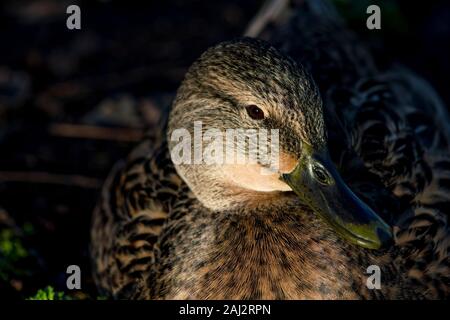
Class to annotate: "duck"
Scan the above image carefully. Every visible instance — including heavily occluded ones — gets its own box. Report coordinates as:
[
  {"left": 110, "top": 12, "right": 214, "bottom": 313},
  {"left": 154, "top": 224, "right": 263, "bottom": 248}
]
[{"left": 90, "top": 0, "right": 450, "bottom": 299}]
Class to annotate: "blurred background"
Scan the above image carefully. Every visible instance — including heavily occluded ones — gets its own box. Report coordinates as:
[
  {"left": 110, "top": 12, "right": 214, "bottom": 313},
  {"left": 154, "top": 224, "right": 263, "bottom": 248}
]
[{"left": 0, "top": 0, "right": 449, "bottom": 299}]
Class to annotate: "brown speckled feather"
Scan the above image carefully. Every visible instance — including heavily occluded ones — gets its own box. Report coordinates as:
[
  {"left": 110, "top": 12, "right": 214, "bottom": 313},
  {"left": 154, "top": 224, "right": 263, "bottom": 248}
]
[
  {"left": 91, "top": 0, "right": 449, "bottom": 299},
  {"left": 251, "top": 0, "right": 450, "bottom": 298}
]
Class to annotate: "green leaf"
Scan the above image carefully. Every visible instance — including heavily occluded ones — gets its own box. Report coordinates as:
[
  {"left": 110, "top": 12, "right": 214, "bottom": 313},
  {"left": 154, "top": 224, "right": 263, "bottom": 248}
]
[{"left": 27, "top": 286, "right": 71, "bottom": 300}]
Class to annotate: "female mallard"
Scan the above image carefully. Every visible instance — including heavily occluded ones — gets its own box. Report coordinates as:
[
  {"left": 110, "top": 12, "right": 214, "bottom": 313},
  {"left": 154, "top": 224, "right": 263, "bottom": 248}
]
[{"left": 91, "top": 0, "right": 449, "bottom": 299}]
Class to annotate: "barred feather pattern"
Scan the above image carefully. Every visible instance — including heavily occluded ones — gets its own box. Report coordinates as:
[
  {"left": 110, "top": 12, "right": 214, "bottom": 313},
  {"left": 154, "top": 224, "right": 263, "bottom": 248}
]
[
  {"left": 91, "top": 135, "right": 196, "bottom": 299},
  {"left": 257, "top": 0, "right": 450, "bottom": 298},
  {"left": 91, "top": 0, "right": 450, "bottom": 299}
]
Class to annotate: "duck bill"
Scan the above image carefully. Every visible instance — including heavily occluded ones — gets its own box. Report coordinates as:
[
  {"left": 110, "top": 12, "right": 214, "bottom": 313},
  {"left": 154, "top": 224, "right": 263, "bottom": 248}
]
[{"left": 281, "top": 151, "right": 392, "bottom": 249}]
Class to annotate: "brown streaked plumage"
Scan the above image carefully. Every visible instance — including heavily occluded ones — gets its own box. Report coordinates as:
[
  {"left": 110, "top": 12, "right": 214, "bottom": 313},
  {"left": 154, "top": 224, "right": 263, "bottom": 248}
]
[{"left": 91, "top": 0, "right": 449, "bottom": 299}]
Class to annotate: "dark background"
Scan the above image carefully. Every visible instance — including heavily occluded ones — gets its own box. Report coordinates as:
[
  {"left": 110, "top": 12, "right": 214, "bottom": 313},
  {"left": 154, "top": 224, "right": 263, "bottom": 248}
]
[{"left": 0, "top": 0, "right": 449, "bottom": 299}]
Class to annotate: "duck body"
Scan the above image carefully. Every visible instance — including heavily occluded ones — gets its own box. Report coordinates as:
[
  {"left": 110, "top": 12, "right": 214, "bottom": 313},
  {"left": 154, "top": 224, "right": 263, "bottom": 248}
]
[
  {"left": 91, "top": 0, "right": 449, "bottom": 299},
  {"left": 92, "top": 139, "right": 390, "bottom": 299}
]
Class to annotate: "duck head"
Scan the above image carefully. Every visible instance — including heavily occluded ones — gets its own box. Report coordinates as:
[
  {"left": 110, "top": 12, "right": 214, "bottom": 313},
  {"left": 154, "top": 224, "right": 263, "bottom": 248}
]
[{"left": 168, "top": 38, "right": 392, "bottom": 249}]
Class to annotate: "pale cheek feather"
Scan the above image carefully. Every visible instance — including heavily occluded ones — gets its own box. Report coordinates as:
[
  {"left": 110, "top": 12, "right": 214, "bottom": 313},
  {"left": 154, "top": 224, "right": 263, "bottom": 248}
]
[{"left": 222, "top": 152, "right": 298, "bottom": 192}]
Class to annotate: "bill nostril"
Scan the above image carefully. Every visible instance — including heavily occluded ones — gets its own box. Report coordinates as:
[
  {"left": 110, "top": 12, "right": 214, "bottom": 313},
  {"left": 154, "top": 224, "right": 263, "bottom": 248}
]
[{"left": 311, "top": 163, "right": 332, "bottom": 185}]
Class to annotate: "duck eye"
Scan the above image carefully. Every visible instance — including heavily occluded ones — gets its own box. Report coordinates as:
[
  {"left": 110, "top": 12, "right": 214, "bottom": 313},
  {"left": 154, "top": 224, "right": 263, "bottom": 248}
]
[
  {"left": 311, "top": 163, "right": 332, "bottom": 186},
  {"left": 245, "top": 105, "right": 265, "bottom": 120}
]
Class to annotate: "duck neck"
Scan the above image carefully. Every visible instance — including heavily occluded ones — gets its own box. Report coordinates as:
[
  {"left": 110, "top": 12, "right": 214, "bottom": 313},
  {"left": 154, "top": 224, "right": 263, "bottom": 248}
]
[{"left": 202, "top": 198, "right": 376, "bottom": 299}]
